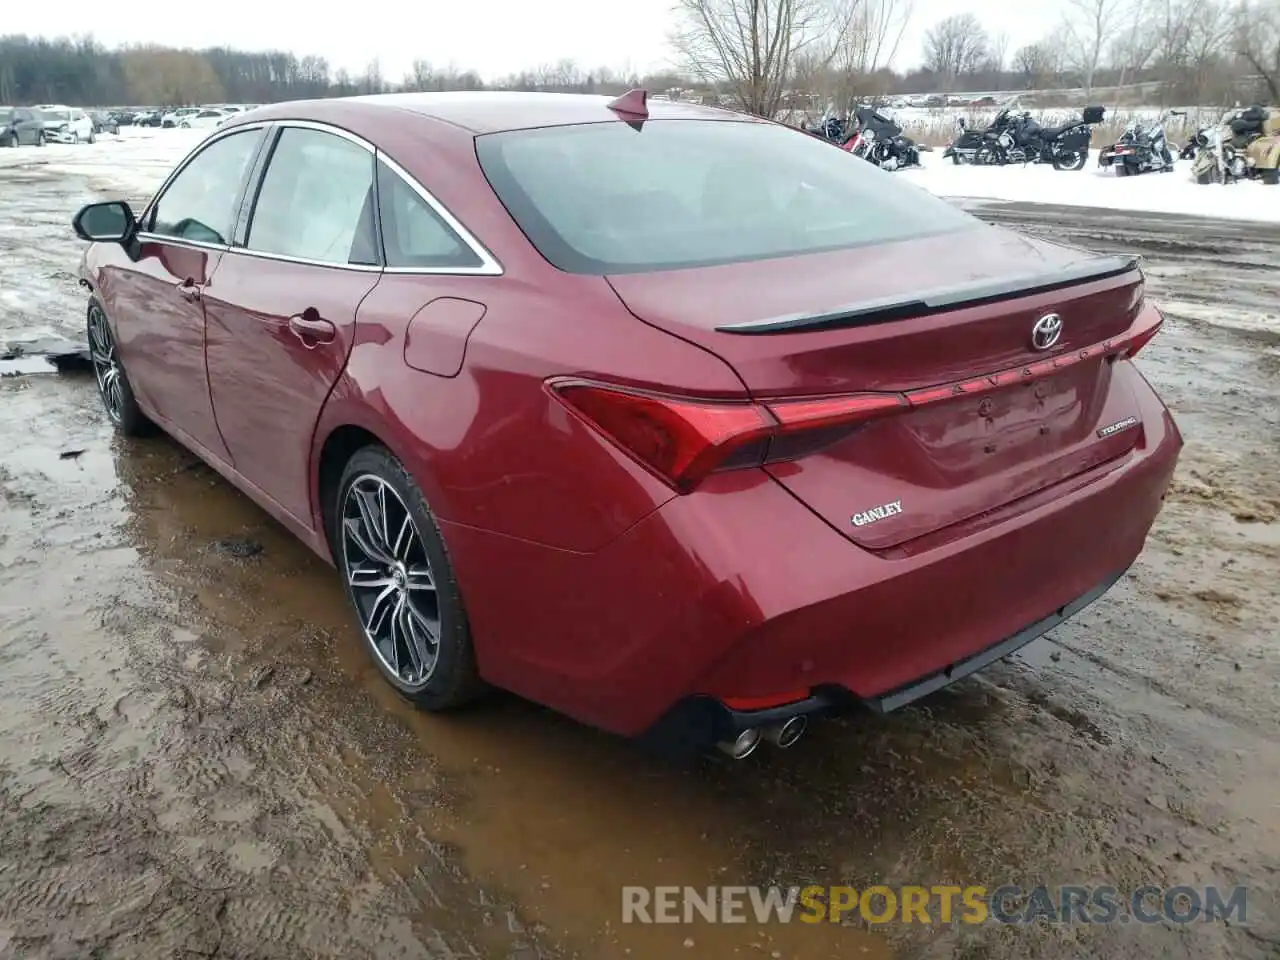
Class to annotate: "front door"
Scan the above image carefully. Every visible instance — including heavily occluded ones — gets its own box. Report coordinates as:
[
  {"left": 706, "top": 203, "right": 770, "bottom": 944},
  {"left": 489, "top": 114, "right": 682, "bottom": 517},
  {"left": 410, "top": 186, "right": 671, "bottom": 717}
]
[
  {"left": 205, "top": 125, "right": 382, "bottom": 528},
  {"left": 109, "top": 127, "right": 265, "bottom": 462}
]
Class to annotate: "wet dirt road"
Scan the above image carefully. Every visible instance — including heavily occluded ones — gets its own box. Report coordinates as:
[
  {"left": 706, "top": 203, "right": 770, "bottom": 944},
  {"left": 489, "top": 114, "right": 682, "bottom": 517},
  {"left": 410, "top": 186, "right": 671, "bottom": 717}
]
[{"left": 0, "top": 157, "right": 1277, "bottom": 960}]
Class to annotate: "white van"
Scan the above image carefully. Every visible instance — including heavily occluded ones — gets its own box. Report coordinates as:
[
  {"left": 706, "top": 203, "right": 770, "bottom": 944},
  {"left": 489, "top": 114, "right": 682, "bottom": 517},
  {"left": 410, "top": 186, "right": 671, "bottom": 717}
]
[{"left": 37, "top": 105, "right": 95, "bottom": 143}]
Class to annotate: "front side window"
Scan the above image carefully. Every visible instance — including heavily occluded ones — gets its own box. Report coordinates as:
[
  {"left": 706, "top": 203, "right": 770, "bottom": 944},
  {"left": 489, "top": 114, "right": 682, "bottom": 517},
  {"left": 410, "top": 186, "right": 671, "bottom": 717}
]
[
  {"left": 476, "top": 119, "right": 979, "bottom": 275},
  {"left": 246, "top": 127, "right": 376, "bottom": 265},
  {"left": 376, "top": 160, "right": 481, "bottom": 269},
  {"left": 148, "top": 130, "right": 261, "bottom": 245}
]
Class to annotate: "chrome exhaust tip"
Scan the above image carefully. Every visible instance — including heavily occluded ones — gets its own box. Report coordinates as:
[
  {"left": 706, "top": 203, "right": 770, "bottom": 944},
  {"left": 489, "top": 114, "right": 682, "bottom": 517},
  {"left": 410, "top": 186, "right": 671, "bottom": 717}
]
[
  {"left": 716, "top": 727, "right": 763, "bottom": 760},
  {"left": 764, "top": 716, "right": 808, "bottom": 749}
]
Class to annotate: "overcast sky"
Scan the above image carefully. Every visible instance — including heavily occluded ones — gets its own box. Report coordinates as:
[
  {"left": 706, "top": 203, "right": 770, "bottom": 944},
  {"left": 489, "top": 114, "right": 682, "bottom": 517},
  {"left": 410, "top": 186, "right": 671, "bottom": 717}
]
[{"left": 11, "top": 0, "right": 1061, "bottom": 82}]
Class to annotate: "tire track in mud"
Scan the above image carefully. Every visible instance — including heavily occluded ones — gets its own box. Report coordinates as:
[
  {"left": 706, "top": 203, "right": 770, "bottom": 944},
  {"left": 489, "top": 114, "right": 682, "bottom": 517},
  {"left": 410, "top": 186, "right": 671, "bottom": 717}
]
[{"left": 0, "top": 408, "right": 556, "bottom": 959}]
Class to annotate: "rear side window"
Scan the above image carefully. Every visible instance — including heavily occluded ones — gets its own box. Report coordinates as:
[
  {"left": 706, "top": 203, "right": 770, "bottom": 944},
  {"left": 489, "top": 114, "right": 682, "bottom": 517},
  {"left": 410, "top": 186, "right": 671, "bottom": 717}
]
[
  {"left": 376, "top": 160, "right": 481, "bottom": 269},
  {"left": 476, "top": 119, "right": 978, "bottom": 274},
  {"left": 246, "top": 127, "right": 377, "bottom": 266}
]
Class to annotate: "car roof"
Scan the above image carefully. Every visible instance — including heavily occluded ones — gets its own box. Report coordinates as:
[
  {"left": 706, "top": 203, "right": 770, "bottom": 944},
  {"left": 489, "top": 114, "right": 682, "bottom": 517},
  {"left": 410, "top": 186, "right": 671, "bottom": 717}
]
[{"left": 247, "top": 91, "right": 756, "bottom": 135}]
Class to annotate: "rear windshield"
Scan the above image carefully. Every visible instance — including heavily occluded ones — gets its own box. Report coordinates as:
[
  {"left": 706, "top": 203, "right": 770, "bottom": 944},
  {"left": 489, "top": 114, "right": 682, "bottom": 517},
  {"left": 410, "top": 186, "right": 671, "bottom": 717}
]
[{"left": 475, "top": 119, "right": 977, "bottom": 275}]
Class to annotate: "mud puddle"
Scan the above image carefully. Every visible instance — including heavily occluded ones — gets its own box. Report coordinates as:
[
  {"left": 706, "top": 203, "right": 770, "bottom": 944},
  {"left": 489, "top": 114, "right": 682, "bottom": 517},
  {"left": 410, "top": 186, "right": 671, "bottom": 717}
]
[{"left": 0, "top": 162, "right": 1277, "bottom": 960}]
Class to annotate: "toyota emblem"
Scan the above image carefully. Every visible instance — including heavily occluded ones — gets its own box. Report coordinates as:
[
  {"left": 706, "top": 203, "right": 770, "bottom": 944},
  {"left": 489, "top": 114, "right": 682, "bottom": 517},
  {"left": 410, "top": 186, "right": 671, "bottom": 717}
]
[{"left": 1030, "top": 313, "right": 1063, "bottom": 351}]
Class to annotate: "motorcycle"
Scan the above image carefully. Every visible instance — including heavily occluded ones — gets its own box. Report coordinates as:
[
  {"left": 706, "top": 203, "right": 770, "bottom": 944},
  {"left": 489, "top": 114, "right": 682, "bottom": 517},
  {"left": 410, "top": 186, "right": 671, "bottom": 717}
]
[
  {"left": 1190, "top": 105, "right": 1280, "bottom": 185},
  {"left": 944, "top": 102, "right": 1105, "bottom": 171},
  {"left": 805, "top": 116, "right": 848, "bottom": 144},
  {"left": 1098, "top": 110, "right": 1182, "bottom": 176},
  {"left": 843, "top": 106, "right": 920, "bottom": 171}
]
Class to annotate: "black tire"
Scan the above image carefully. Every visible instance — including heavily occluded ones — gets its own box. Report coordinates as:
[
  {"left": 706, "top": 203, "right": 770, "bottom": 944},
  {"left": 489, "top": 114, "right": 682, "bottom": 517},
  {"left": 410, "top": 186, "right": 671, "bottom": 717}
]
[
  {"left": 2, "top": 132, "right": 15, "bottom": 148},
  {"left": 35, "top": 131, "right": 45, "bottom": 147},
  {"left": 334, "top": 445, "right": 484, "bottom": 711},
  {"left": 1053, "top": 150, "right": 1088, "bottom": 171},
  {"left": 87, "top": 299, "right": 151, "bottom": 436},
  {"left": 87, "top": 130, "right": 95, "bottom": 144},
  {"left": 1262, "top": 169, "right": 1279, "bottom": 185}
]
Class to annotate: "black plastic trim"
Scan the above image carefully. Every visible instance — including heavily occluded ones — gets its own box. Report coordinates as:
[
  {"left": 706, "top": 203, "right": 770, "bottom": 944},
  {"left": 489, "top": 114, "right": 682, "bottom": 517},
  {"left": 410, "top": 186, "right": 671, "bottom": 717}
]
[{"left": 715, "top": 255, "right": 1142, "bottom": 334}]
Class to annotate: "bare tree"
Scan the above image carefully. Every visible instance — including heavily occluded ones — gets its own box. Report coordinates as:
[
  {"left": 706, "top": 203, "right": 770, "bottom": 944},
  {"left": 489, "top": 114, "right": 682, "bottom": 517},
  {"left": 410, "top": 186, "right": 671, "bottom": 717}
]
[
  {"left": 1235, "top": 0, "right": 1280, "bottom": 99},
  {"left": 1013, "top": 39, "right": 1065, "bottom": 87},
  {"left": 1109, "top": 0, "right": 1160, "bottom": 90},
  {"left": 672, "top": 0, "right": 856, "bottom": 117},
  {"left": 923, "top": 13, "right": 989, "bottom": 86},
  {"left": 824, "top": 0, "right": 915, "bottom": 107},
  {"left": 1061, "top": 0, "right": 1130, "bottom": 94},
  {"left": 988, "top": 32, "right": 1010, "bottom": 73},
  {"left": 405, "top": 59, "right": 434, "bottom": 92},
  {"left": 120, "top": 46, "right": 224, "bottom": 105},
  {"left": 359, "top": 59, "right": 385, "bottom": 95}
]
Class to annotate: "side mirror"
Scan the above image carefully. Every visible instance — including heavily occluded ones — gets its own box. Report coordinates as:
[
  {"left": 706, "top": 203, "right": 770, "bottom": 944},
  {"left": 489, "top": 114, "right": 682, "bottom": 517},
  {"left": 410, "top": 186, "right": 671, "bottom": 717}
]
[{"left": 72, "top": 200, "right": 136, "bottom": 243}]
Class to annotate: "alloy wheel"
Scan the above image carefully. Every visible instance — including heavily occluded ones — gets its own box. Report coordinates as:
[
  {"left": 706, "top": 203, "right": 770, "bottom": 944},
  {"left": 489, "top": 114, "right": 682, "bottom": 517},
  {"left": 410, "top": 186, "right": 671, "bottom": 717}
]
[
  {"left": 88, "top": 304, "right": 125, "bottom": 423},
  {"left": 341, "top": 474, "right": 441, "bottom": 689}
]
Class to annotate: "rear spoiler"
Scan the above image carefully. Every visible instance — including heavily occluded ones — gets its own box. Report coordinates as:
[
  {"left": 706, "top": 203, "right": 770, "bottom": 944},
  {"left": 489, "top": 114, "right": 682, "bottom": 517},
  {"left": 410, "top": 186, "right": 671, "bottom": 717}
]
[{"left": 715, "top": 255, "right": 1142, "bottom": 335}]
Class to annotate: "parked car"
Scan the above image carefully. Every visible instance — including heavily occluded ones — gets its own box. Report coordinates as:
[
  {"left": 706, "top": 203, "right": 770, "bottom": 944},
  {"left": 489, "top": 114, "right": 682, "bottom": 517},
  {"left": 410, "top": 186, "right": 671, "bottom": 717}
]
[
  {"left": 1, "top": 106, "right": 47, "bottom": 146},
  {"left": 134, "top": 110, "right": 164, "bottom": 127},
  {"left": 37, "top": 106, "right": 95, "bottom": 143},
  {"left": 177, "top": 109, "right": 230, "bottom": 130},
  {"left": 69, "top": 92, "right": 1182, "bottom": 759},
  {"left": 162, "top": 107, "right": 201, "bottom": 128},
  {"left": 90, "top": 111, "right": 120, "bottom": 136}
]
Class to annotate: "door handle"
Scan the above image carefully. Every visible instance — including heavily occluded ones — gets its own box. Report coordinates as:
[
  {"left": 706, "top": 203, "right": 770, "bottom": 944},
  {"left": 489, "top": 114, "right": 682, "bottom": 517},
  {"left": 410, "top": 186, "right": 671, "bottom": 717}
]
[
  {"left": 288, "top": 311, "right": 336, "bottom": 347},
  {"left": 176, "top": 279, "right": 202, "bottom": 302}
]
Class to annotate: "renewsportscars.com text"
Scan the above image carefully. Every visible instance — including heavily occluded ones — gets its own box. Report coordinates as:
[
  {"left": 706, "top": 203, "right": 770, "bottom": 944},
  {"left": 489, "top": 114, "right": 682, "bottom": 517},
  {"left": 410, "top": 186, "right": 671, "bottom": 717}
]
[{"left": 621, "top": 884, "right": 1250, "bottom": 926}]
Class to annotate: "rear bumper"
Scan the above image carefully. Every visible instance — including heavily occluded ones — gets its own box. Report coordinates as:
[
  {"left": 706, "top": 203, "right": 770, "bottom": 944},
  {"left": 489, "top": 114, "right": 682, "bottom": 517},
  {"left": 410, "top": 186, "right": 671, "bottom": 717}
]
[
  {"left": 642, "top": 566, "right": 1126, "bottom": 754},
  {"left": 443, "top": 361, "right": 1181, "bottom": 741}
]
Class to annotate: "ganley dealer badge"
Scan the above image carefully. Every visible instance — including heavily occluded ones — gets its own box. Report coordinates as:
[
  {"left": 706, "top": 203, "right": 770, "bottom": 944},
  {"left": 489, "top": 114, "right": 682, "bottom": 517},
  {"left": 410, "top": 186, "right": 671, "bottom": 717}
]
[{"left": 851, "top": 499, "right": 903, "bottom": 527}]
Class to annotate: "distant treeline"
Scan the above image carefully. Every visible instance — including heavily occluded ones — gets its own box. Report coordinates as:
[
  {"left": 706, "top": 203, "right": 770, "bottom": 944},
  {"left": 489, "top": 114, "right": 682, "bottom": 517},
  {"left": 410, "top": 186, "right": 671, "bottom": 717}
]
[{"left": 0, "top": 35, "right": 686, "bottom": 107}]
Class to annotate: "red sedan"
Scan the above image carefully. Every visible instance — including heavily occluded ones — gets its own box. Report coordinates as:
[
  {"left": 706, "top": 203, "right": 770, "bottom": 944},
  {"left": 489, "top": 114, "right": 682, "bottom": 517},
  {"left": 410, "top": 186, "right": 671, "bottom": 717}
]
[{"left": 72, "top": 91, "right": 1181, "bottom": 759}]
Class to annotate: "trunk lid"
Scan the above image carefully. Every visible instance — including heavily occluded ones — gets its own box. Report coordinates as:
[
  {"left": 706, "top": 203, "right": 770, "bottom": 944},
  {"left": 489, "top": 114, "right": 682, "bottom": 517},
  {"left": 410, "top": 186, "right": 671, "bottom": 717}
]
[{"left": 606, "top": 225, "right": 1148, "bottom": 550}]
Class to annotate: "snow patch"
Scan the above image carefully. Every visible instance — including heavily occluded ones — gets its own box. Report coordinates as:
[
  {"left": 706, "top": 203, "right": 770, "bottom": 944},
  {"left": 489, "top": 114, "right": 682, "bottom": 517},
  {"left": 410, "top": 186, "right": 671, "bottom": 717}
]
[{"left": 903, "top": 150, "right": 1280, "bottom": 223}]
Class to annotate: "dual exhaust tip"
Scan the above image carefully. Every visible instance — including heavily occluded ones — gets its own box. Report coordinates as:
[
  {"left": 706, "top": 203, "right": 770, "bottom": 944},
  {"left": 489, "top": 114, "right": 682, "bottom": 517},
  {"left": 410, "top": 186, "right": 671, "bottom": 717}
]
[{"left": 716, "top": 716, "right": 807, "bottom": 759}]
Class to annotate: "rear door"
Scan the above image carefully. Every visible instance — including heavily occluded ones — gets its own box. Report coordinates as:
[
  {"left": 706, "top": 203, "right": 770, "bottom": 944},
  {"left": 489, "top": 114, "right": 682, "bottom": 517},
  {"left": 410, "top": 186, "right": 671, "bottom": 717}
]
[{"left": 204, "top": 123, "right": 382, "bottom": 529}]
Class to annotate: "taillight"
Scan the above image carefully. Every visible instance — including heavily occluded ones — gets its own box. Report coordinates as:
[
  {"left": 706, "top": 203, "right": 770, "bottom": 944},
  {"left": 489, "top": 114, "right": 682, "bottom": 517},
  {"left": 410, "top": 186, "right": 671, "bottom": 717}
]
[
  {"left": 1122, "top": 304, "right": 1164, "bottom": 358},
  {"left": 548, "top": 379, "right": 905, "bottom": 493}
]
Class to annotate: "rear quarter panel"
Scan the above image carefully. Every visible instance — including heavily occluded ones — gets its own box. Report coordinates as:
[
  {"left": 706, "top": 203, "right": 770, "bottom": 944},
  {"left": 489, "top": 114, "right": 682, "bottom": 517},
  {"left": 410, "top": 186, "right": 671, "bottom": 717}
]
[{"left": 316, "top": 268, "right": 748, "bottom": 554}]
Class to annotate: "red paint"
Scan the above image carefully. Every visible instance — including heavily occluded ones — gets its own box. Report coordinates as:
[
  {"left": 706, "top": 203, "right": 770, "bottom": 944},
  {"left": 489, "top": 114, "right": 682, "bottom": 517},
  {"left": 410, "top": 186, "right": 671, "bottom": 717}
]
[
  {"left": 79, "top": 94, "right": 1182, "bottom": 740},
  {"left": 403, "top": 297, "right": 487, "bottom": 377}
]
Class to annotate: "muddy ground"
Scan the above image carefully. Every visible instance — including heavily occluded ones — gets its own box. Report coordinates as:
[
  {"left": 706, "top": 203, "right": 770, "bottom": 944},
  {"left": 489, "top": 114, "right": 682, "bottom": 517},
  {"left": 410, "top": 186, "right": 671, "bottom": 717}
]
[{"left": 0, "top": 153, "right": 1277, "bottom": 960}]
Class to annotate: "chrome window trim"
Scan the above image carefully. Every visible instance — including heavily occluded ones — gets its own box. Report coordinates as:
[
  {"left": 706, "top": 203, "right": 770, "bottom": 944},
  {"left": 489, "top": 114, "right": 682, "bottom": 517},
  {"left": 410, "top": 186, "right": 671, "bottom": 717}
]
[
  {"left": 135, "top": 122, "right": 269, "bottom": 232},
  {"left": 137, "top": 117, "right": 505, "bottom": 278},
  {"left": 134, "top": 232, "right": 228, "bottom": 253},
  {"left": 376, "top": 153, "right": 504, "bottom": 277},
  {"left": 224, "top": 247, "right": 384, "bottom": 272},
  {"left": 262, "top": 119, "right": 504, "bottom": 276}
]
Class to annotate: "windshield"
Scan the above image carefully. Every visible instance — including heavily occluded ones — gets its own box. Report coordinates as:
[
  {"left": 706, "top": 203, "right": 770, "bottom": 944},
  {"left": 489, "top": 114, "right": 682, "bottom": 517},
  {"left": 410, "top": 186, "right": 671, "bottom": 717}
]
[
  {"left": 476, "top": 119, "right": 977, "bottom": 275},
  {"left": 41, "top": 109, "right": 70, "bottom": 122}
]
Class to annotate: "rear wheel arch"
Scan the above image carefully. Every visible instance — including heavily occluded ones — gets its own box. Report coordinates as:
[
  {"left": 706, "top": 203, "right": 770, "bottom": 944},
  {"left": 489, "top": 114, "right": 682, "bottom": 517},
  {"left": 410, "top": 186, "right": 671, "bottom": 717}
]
[{"left": 317, "top": 424, "right": 385, "bottom": 560}]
